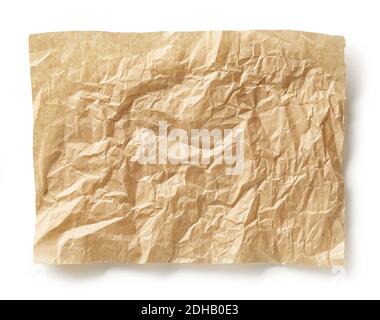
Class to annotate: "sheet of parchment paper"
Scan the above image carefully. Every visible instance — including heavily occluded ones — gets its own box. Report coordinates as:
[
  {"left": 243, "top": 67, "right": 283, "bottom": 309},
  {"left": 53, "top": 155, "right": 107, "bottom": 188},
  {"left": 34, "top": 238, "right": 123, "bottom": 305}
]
[{"left": 29, "top": 31, "right": 346, "bottom": 266}]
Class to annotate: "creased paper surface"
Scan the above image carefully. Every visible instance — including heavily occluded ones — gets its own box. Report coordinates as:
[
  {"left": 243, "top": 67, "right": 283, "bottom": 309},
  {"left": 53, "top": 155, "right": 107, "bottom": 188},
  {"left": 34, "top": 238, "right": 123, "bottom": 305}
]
[{"left": 29, "top": 31, "right": 345, "bottom": 266}]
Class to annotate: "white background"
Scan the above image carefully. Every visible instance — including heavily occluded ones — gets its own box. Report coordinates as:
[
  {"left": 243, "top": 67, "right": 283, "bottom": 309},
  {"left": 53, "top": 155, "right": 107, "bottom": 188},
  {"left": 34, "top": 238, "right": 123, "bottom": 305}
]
[{"left": 0, "top": 0, "right": 378, "bottom": 300}]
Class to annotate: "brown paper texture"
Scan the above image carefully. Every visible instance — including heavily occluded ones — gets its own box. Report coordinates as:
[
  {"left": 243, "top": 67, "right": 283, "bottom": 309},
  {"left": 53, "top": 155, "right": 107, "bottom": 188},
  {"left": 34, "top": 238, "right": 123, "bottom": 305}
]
[{"left": 29, "top": 31, "right": 345, "bottom": 266}]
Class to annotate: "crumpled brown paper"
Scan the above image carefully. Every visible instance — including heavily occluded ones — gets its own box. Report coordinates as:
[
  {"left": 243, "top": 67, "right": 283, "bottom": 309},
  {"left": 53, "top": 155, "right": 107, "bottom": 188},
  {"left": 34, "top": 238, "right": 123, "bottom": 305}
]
[{"left": 29, "top": 31, "right": 345, "bottom": 266}]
